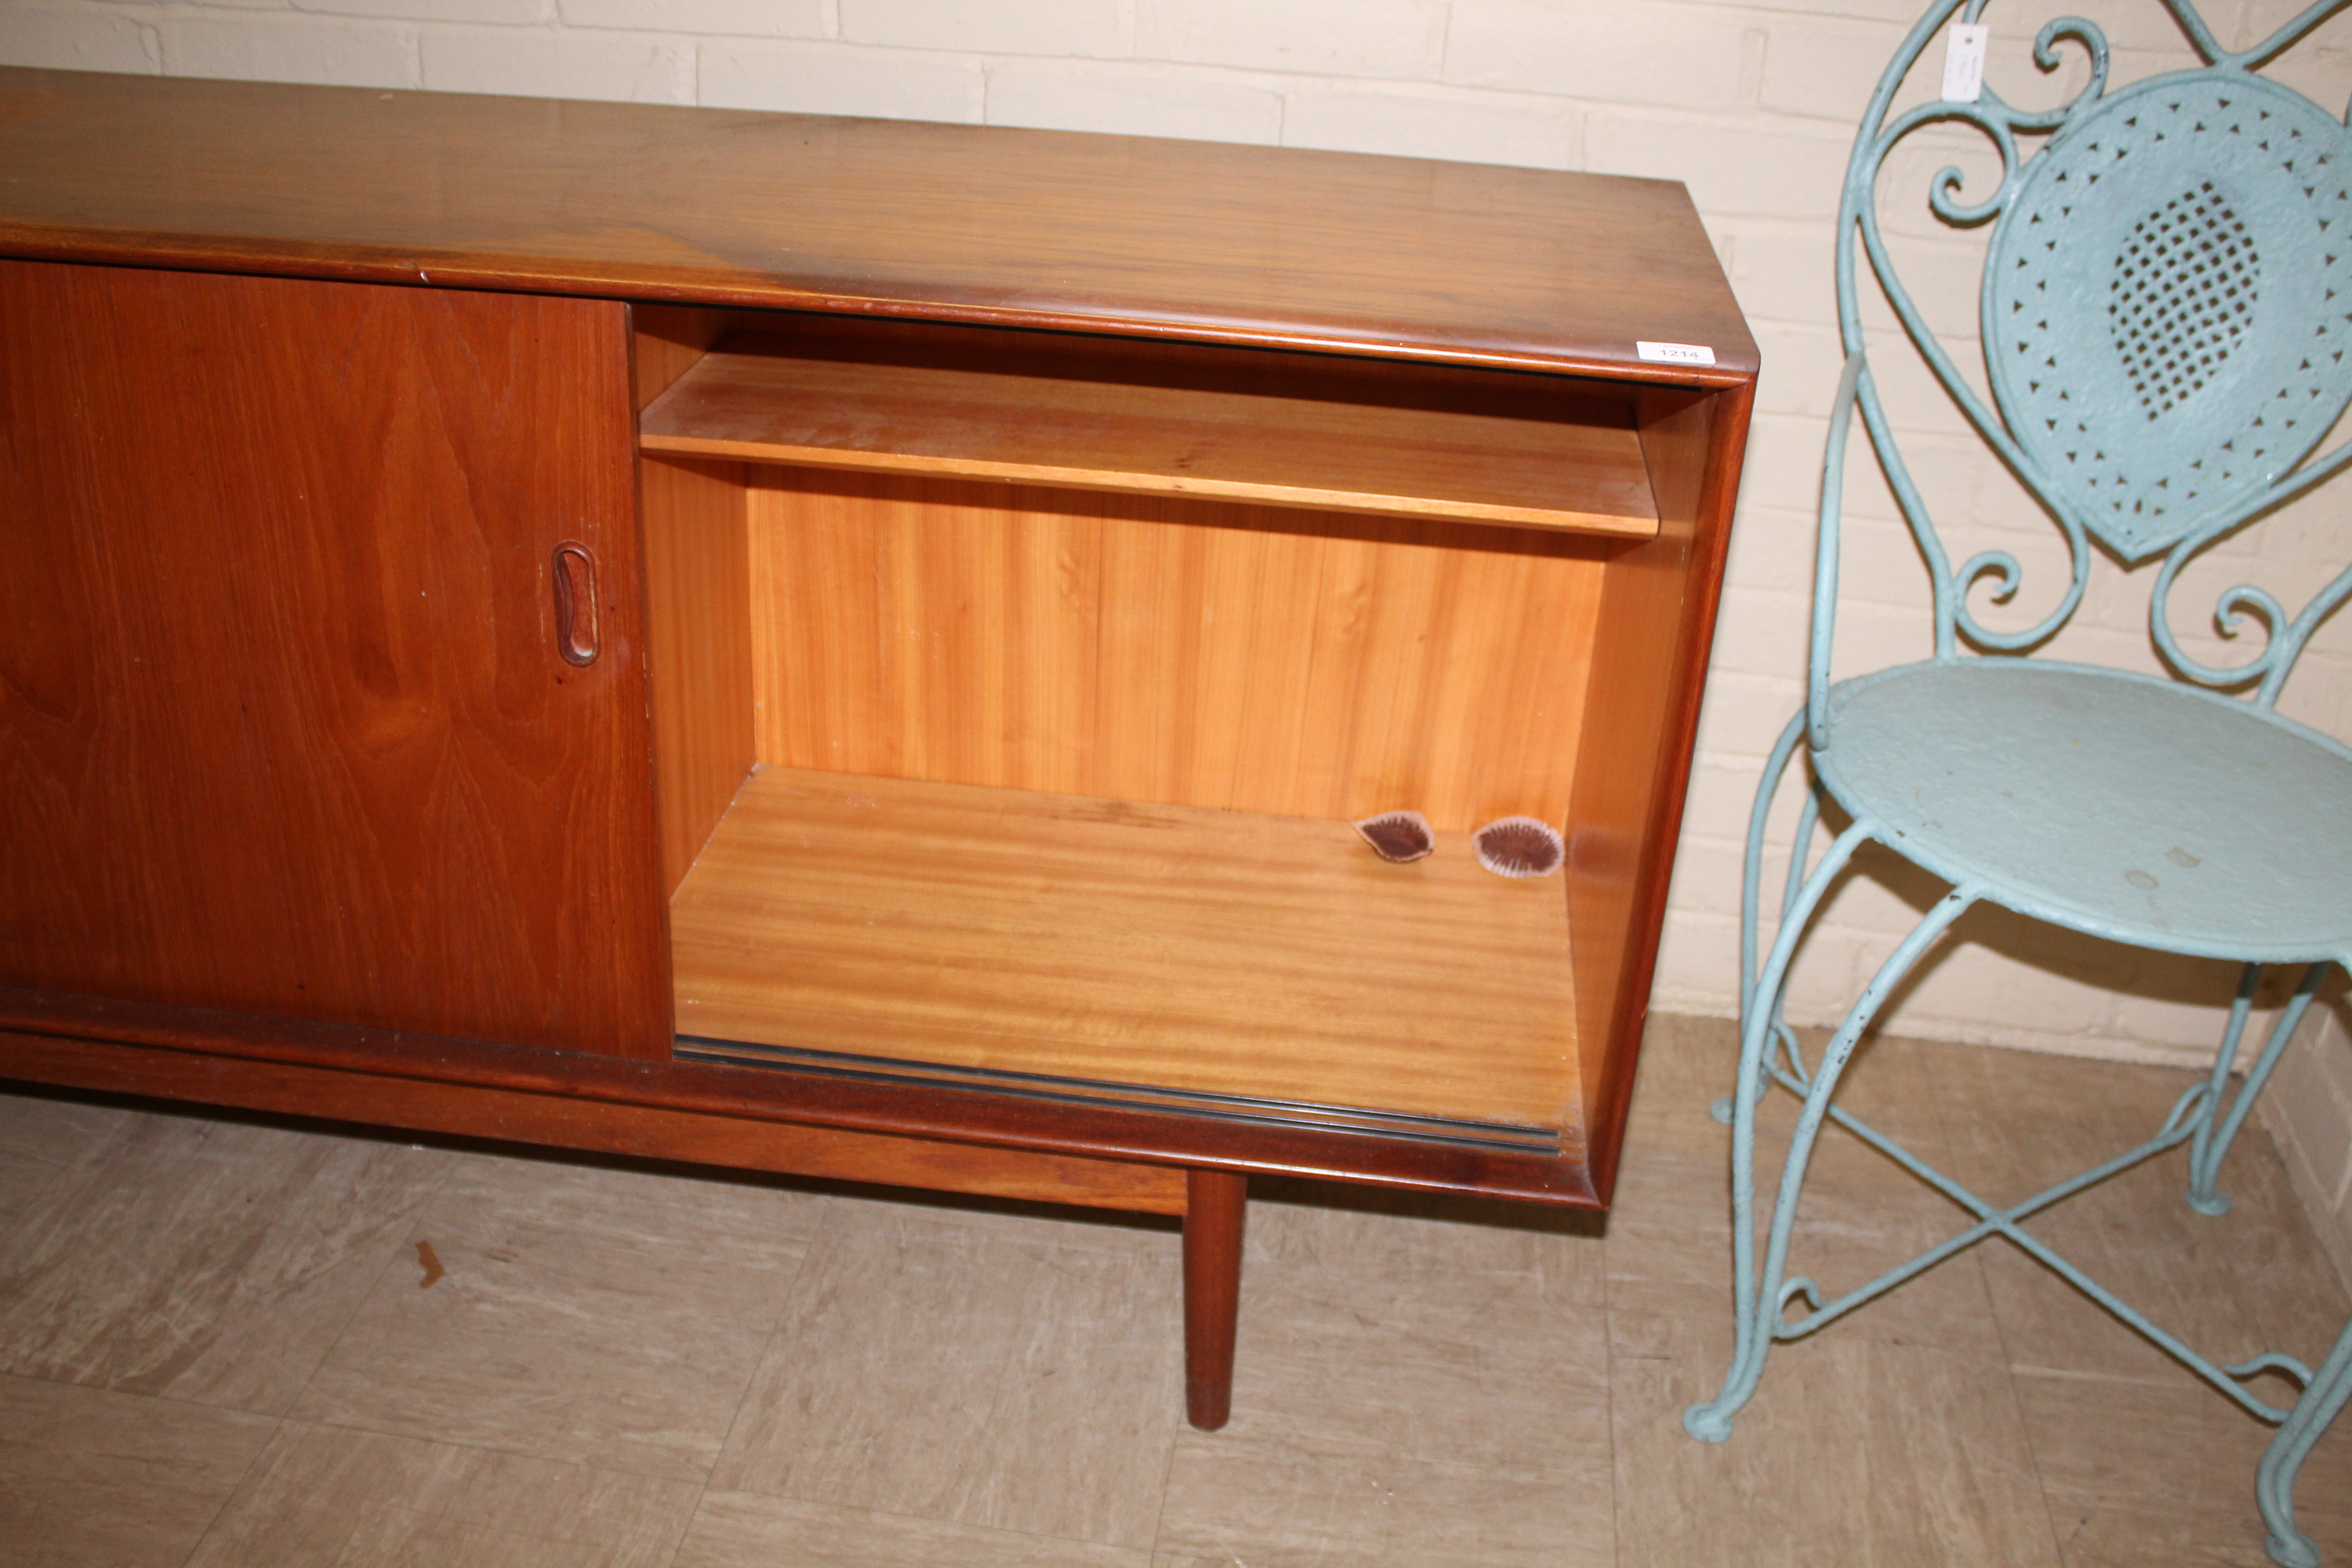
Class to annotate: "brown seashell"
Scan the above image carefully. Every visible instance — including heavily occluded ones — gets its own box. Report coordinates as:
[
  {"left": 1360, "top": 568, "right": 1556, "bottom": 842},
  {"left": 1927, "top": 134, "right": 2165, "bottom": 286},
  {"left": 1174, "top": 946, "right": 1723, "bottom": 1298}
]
[
  {"left": 1353, "top": 809, "right": 1434, "bottom": 863},
  {"left": 1472, "top": 816, "right": 1564, "bottom": 878}
]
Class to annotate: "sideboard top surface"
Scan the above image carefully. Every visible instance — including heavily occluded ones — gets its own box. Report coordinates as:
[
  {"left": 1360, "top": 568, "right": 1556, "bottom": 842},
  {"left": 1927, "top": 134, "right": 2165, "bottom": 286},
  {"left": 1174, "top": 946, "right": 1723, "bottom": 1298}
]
[{"left": 0, "top": 67, "right": 1755, "bottom": 383}]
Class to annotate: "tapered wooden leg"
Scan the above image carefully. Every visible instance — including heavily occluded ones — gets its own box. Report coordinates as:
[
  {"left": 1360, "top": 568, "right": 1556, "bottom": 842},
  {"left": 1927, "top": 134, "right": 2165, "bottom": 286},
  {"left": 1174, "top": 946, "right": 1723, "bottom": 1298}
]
[{"left": 1182, "top": 1168, "right": 1247, "bottom": 1430}]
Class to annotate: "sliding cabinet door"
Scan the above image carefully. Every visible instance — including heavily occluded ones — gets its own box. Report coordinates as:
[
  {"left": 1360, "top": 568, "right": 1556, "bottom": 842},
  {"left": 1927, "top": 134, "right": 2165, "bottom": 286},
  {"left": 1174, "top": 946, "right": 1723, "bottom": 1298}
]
[{"left": 0, "top": 260, "right": 670, "bottom": 1058}]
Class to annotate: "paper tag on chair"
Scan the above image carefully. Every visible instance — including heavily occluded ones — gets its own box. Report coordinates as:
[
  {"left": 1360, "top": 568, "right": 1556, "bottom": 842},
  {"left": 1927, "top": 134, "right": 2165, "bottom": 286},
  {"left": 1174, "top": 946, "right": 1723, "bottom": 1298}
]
[{"left": 1941, "top": 23, "right": 1989, "bottom": 102}]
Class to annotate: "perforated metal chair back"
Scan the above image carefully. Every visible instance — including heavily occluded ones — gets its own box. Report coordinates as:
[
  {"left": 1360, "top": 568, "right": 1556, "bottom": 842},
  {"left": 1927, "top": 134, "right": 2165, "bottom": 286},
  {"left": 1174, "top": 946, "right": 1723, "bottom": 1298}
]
[{"left": 1812, "top": 0, "right": 2352, "bottom": 720}]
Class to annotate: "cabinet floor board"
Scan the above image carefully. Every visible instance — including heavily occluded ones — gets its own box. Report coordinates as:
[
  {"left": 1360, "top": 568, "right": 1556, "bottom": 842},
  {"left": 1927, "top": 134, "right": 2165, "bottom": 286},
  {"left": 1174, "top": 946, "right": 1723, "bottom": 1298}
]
[{"left": 670, "top": 768, "right": 1583, "bottom": 1138}]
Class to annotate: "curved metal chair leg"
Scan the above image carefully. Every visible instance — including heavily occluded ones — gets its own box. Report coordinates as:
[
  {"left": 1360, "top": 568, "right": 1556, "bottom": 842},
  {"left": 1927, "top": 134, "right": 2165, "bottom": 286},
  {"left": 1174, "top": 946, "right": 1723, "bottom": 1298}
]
[
  {"left": 2188, "top": 963, "right": 2328, "bottom": 1217},
  {"left": 1739, "top": 712, "right": 1815, "bottom": 1026},
  {"left": 1686, "top": 878, "right": 1978, "bottom": 1443},
  {"left": 1684, "top": 814, "right": 1872, "bottom": 1441},
  {"left": 1714, "top": 710, "right": 1818, "bottom": 1128},
  {"left": 2258, "top": 1309, "right": 2352, "bottom": 1568}
]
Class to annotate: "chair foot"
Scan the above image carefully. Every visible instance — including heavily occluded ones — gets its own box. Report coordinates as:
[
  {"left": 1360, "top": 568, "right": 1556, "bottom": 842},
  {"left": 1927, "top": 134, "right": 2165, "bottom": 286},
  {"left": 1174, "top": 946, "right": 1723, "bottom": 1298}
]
[
  {"left": 2257, "top": 1310, "right": 2352, "bottom": 1568},
  {"left": 1710, "top": 1096, "right": 1735, "bottom": 1125},
  {"left": 2189, "top": 965, "right": 2325, "bottom": 1230},
  {"left": 2266, "top": 1529, "right": 2321, "bottom": 1568},
  {"left": 1683, "top": 1403, "right": 1735, "bottom": 1443}
]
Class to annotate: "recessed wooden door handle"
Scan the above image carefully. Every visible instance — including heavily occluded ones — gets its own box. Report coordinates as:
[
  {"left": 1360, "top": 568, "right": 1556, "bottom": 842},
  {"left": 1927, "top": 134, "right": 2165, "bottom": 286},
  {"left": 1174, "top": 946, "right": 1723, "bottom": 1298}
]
[{"left": 552, "top": 542, "right": 599, "bottom": 666}]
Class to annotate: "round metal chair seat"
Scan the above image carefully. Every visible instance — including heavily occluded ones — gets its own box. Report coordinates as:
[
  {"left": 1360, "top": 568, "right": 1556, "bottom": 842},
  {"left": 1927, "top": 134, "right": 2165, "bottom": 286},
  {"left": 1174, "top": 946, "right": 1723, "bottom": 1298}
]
[{"left": 1815, "top": 661, "right": 2352, "bottom": 963}]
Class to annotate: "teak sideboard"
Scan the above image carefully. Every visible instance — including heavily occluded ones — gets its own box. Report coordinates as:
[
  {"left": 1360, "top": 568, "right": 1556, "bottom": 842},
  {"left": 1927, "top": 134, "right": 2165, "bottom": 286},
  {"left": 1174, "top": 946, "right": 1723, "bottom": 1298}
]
[{"left": 0, "top": 66, "right": 1755, "bottom": 1428}]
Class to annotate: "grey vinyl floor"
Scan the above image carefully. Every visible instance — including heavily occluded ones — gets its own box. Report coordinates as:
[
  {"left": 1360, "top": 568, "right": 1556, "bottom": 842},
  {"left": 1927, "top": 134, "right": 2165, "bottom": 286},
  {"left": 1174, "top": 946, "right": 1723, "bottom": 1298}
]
[{"left": 2, "top": 1014, "right": 2346, "bottom": 1567}]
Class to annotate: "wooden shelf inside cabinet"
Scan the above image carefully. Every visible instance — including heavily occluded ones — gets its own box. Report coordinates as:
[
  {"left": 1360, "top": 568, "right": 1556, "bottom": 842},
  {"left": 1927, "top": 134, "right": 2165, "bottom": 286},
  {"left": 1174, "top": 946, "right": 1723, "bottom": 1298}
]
[
  {"left": 637, "top": 318, "right": 1661, "bottom": 538},
  {"left": 669, "top": 767, "right": 1581, "bottom": 1153}
]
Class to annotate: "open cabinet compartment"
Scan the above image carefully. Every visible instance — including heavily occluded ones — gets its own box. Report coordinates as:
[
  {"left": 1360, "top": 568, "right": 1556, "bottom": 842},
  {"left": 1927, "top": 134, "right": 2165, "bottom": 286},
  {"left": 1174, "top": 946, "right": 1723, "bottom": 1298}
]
[{"left": 635, "top": 305, "right": 1734, "bottom": 1201}]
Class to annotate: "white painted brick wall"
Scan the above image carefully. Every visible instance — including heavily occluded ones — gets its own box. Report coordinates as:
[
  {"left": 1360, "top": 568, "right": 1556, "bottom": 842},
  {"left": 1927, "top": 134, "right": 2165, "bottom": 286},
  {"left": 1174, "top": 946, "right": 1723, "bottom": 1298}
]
[
  {"left": 4, "top": 0, "right": 2350, "bottom": 1259},
  {"left": 1755, "top": 13, "right": 1902, "bottom": 117},
  {"left": 157, "top": 13, "right": 417, "bottom": 88},
  {"left": 326, "top": 0, "right": 551, "bottom": 25},
  {"left": 1137, "top": 0, "right": 1448, "bottom": 78},
  {"left": 0, "top": 7, "right": 156, "bottom": 73},
  {"left": 419, "top": 23, "right": 691, "bottom": 100},
  {"left": 1281, "top": 78, "right": 1578, "bottom": 164},
  {"left": 699, "top": 36, "right": 982, "bottom": 118},
  {"left": 1446, "top": 0, "right": 1765, "bottom": 108},
  {"left": 845, "top": 0, "right": 1132, "bottom": 58},
  {"left": 987, "top": 56, "right": 1281, "bottom": 140},
  {"left": 561, "top": 0, "right": 824, "bottom": 39}
]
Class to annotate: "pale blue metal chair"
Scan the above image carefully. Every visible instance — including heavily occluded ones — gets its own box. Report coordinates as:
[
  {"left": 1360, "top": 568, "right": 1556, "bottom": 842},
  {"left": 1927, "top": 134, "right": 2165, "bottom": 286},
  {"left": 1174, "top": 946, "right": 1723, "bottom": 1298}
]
[{"left": 1681, "top": 2, "right": 2352, "bottom": 1562}]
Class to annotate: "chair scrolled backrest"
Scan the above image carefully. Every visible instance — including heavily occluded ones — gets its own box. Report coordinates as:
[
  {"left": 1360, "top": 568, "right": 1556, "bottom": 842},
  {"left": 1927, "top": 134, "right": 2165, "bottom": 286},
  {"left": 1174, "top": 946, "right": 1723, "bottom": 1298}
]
[{"left": 1811, "top": 0, "right": 2352, "bottom": 750}]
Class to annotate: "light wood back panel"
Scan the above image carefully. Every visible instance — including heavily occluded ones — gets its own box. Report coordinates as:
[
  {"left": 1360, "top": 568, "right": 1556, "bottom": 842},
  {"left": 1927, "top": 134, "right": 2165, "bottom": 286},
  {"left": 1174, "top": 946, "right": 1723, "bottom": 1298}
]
[{"left": 744, "top": 470, "right": 1610, "bottom": 832}]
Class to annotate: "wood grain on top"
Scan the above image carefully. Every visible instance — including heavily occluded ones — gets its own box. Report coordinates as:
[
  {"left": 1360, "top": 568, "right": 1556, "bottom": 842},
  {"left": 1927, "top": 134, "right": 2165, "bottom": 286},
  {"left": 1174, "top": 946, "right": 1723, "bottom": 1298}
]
[{"left": 0, "top": 67, "right": 1755, "bottom": 382}]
